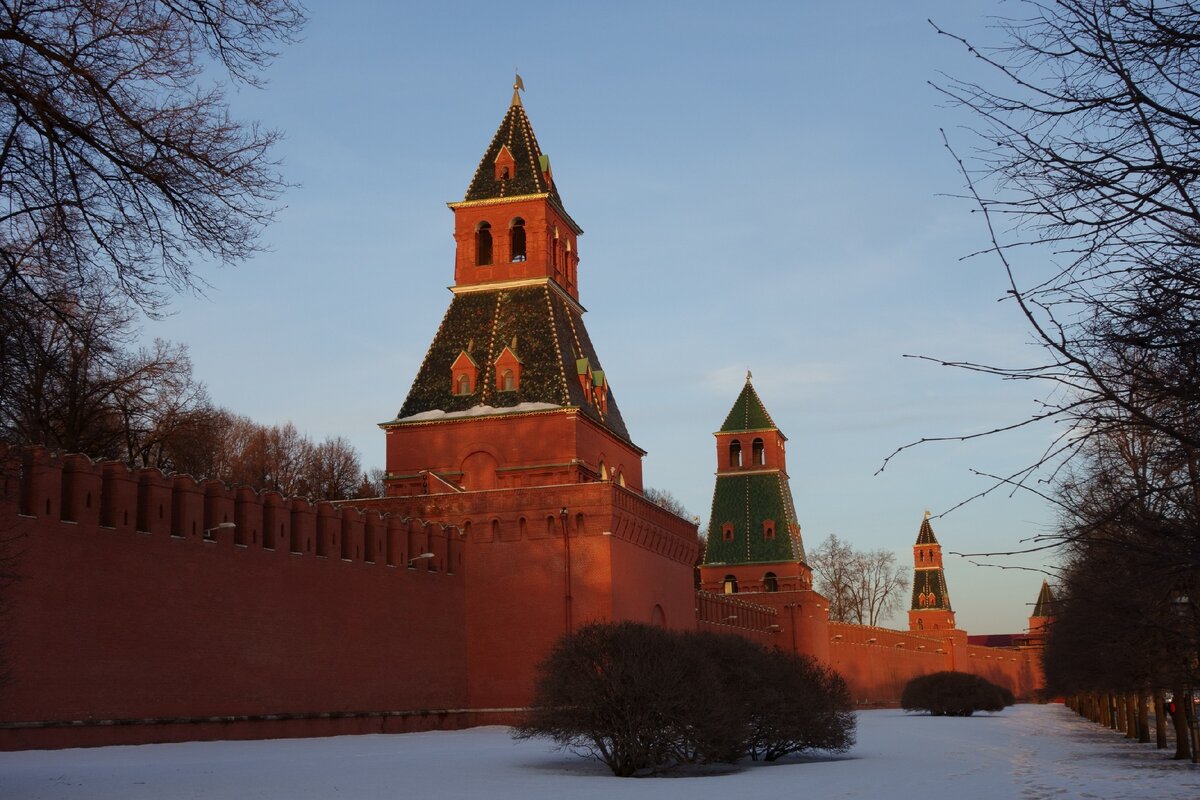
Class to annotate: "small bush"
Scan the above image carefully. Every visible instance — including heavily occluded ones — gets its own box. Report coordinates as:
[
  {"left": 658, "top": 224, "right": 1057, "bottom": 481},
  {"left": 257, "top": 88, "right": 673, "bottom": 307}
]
[
  {"left": 514, "top": 622, "right": 855, "bottom": 776},
  {"left": 901, "top": 671, "right": 1016, "bottom": 717}
]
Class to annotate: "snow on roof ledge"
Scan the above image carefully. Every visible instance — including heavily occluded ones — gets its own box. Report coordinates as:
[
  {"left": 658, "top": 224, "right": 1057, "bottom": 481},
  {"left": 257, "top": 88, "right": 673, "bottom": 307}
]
[{"left": 398, "top": 402, "right": 562, "bottom": 423}]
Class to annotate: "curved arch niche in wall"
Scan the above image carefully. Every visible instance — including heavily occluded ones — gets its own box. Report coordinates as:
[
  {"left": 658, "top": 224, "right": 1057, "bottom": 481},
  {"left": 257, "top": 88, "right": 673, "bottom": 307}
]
[{"left": 460, "top": 450, "right": 499, "bottom": 491}]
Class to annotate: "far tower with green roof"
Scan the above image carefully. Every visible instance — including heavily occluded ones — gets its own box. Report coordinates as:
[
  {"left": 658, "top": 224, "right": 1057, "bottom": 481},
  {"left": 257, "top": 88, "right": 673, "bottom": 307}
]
[
  {"left": 908, "top": 512, "right": 957, "bottom": 632},
  {"left": 699, "top": 374, "right": 812, "bottom": 596}
]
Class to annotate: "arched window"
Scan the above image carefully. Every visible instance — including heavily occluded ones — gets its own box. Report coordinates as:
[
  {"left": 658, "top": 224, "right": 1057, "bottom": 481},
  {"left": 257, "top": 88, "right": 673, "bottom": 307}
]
[
  {"left": 501, "top": 369, "right": 515, "bottom": 391},
  {"left": 723, "top": 575, "right": 739, "bottom": 595},
  {"left": 721, "top": 524, "right": 734, "bottom": 542},
  {"left": 457, "top": 374, "right": 471, "bottom": 395},
  {"left": 729, "top": 439, "right": 742, "bottom": 468},
  {"left": 599, "top": 461, "right": 608, "bottom": 480},
  {"left": 475, "top": 222, "right": 493, "bottom": 266},
  {"left": 546, "top": 515, "right": 556, "bottom": 536},
  {"left": 763, "top": 572, "right": 778, "bottom": 592},
  {"left": 763, "top": 521, "right": 775, "bottom": 540},
  {"left": 509, "top": 218, "right": 526, "bottom": 262},
  {"left": 550, "top": 227, "right": 559, "bottom": 268},
  {"left": 519, "top": 516, "right": 527, "bottom": 538},
  {"left": 491, "top": 518, "right": 500, "bottom": 540},
  {"left": 917, "top": 618, "right": 924, "bottom": 630},
  {"left": 752, "top": 437, "right": 765, "bottom": 466}
]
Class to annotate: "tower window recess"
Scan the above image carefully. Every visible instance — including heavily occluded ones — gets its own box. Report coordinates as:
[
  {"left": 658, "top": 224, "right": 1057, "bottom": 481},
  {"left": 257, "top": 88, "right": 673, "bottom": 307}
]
[
  {"left": 455, "top": 374, "right": 472, "bottom": 395},
  {"left": 723, "top": 575, "right": 739, "bottom": 595},
  {"left": 721, "top": 523, "right": 735, "bottom": 543},
  {"left": 501, "top": 369, "right": 515, "bottom": 391},
  {"left": 763, "top": 521, "right": 775, "bottom": 540},
  {"left": 729, "top": 439, "right": 742, "bottom": 468},
  {"left": 752, "top": 437, "right": 765, "bottom": 466},
  {"left": 763, "top": 572, "right": 778, "bottom": 592},
  {"left": 510, "top": 218, "right": 526, "bottom": 262},
  {"left": 475, "top": 222, "right": 493, "bottom": 266}
]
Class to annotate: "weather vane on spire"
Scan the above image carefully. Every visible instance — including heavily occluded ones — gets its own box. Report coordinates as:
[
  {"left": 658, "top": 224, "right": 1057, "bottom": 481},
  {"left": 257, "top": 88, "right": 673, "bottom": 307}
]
[
  {"left": 512, "top": 72, "right": 525, "bottom": 107},
  {"left": 746, "top": 369, "right": 753, "bottom": 382}
]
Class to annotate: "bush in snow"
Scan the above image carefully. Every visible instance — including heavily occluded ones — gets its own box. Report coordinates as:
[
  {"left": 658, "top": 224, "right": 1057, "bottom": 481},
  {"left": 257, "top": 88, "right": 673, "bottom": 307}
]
[
  {"left": 901, "top": 671, "right": 1015, "bottom": 717},
  {"left": 513, "top": 622, "right": 855, "bottom": 776}
]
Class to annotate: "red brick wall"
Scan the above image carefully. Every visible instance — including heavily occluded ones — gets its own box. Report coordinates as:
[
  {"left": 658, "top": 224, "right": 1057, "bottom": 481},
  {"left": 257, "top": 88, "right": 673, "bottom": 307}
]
[{"left": 0, "top": 449, "right": 468, "bottom": 749}]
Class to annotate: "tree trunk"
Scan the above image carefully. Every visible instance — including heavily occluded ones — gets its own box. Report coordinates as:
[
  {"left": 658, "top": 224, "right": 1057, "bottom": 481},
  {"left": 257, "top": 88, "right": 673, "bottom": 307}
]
[
  {"left": 1125, "top": 693, "right": 1138, "bottom": 739},
  {"left": 1154, "top": 689, "right": 1168, "bottom": 749},
  {"left": 1171, "top": 686, "right": 1192, "bottom": 760},
  {"left": 1136, "top": 692, "right": 1149, "bottom": 743}
]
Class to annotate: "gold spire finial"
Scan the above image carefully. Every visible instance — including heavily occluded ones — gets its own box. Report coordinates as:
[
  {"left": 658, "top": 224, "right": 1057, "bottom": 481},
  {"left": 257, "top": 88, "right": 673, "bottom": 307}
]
[
  {"left": 924, "top": 509, "right": 932, "bottom": 520},
  {"left": 512, "top": 72, "right": 525, "bottom": 107},
  {"left": 746, "top": 369, "right": 753, "bottom": 382}
]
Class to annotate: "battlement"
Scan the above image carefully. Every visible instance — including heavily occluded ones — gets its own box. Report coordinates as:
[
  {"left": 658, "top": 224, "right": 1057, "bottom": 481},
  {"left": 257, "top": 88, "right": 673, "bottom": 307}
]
[{"left": 2, "top": 445, "right": 462, "bottom": 574}]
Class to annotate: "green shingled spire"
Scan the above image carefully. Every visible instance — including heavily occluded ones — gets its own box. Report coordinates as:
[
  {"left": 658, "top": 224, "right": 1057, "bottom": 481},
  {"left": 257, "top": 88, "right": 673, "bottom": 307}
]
[
  {"left": 1032, "top": 580, "right": 1055, "bottom": 618},
  {"left": 719, "top": 377, "right": 778, "bottom": 433},
  {"left": 703, "top": 378, "right": 805, "bottom": 568}
]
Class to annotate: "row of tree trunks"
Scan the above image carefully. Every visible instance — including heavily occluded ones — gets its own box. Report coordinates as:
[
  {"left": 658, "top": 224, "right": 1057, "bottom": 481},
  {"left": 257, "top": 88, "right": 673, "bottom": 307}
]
[{"left": 1066, "top": 690, "right": 1196, "bottom": 762}]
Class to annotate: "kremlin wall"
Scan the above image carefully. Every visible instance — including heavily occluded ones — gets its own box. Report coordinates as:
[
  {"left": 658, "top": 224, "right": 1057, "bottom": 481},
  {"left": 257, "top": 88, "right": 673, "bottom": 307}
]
[{"left": 0, "top": 84, "right": 1045, "bottom": 751}]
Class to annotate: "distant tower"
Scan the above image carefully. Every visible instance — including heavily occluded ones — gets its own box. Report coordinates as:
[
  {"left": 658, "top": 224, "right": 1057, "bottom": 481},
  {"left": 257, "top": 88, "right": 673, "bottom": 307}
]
[
  {"left": 908, "top": 511, "right": 956, "bottom": 631},
  {"left": 698, "top": 374, "right": 811, "bottom": 594},
  {"left": 1026, "top": 580, "right": 1055, "bottom": 643}
]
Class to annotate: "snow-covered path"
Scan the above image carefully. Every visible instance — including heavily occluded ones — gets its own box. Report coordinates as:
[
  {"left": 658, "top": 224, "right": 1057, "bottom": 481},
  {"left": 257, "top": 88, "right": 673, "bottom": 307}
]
[{"left": 3, "top": 705, "right": 1199, "bottom": 800}]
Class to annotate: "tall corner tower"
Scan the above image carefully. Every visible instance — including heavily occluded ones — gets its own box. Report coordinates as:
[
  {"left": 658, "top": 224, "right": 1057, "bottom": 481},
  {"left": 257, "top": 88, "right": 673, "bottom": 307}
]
[
  {"left": 379, "top": 79, "right": 644, "bottom": 493},
  {"left": 699, "top": 374, "right": 811, "bottom": 595},
  {"left": 908, "top": 511, "right": 956, "bottom": 631}
]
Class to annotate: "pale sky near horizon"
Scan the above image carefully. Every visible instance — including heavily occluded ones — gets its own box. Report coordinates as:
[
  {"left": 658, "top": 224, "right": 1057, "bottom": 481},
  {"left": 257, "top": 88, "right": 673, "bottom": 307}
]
[{"left": 147, "top": 1, "right": 1061, "bottom": 633}]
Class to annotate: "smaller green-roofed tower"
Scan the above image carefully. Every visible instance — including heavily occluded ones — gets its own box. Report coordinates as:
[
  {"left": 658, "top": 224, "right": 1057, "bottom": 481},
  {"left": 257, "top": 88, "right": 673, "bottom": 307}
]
[
  {"left": 908, "top": 512, "right": 957, "bottom": 631},
  {"left": 699, "top": 373, "right": 811, "bottom": 595}
]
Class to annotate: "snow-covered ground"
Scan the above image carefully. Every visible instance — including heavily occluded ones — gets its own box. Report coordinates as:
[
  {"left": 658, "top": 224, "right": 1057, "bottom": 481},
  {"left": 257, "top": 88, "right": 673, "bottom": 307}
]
[{"left": 4, "top": 705, "right": 1199, "bottom": 800}]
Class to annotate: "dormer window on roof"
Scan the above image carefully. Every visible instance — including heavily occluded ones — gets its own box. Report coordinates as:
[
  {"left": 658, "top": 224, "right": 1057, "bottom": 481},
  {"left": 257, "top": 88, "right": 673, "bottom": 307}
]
[
  {"left": 494, "top": 145, "right": 516, "bottom": 182},
  {"left": 494, "top": 343, "right": 522, "bottom": 392},
  {"left": 451, "top": 350, "right": 478, "bottom": 396}
]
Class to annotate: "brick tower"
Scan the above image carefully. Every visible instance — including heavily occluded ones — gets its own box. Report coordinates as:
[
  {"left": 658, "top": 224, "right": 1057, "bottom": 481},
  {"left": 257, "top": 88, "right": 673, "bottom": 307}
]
[
  {"left": 367, "top": 80, "right": 700, "bottom": 716},
  {"left": 1026, "top": 580, "right": 1054, "bottom": 643},
  {"left": 698, "top": 376, "right": 827, "bottom": 655},
  {"left": 908, "top": 511, "right": 956, "bottom": 631}
]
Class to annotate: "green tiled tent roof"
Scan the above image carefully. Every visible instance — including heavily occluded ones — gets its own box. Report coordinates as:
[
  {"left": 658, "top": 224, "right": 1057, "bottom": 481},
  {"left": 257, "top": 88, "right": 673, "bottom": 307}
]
[
  {"left": 464, "top": 99, "right": 564, "bottom": 207},
  {"left": 1032, "top": 580, "right": 1055, "bottom": 617},
  {"left": 392, "top": 285, "right": 632, "bottom": 443},
  {"left": 702, "top": 473, "right": 806, "bottom": 566},
  {"left": 720, "top": 381, "right": 778, "bottom": 433},
  {"left": 911, "top": 569, "right": 952, "bottom": 611},
  {"left": 915, "top": 516, "right": 939, "bottom": 545}
]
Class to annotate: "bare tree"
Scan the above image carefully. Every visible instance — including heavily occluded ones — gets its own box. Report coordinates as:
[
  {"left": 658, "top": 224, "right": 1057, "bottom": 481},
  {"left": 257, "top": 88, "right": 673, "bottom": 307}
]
[
  {"left": 921, "top": 3, "right": 1200, "bottom": 734},
  {"left": 644, "top": 487, "right": 691, "bottom": 519},
  {"left": 0, "top": 0, "right": 306, "bottom": 314},
  {"left": 0, "top": 282, "right": 210, "bottom": 463},
  {"left": 809, "top": 534, "right": 909, "bottom": 627},
  {"left": 887, "top": 2, "right": 1200, "bottom": 520},
  {"left": 306, "top": 436, "right": 362, "bottom": 501},
  {"left": 808, "top": 534, "right": 857, "bottom": 623}
]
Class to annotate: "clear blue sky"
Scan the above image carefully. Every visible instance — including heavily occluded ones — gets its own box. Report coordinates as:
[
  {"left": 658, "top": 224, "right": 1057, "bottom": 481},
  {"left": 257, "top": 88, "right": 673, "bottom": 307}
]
[{"left": 150, "top": 1, "right": 1059, "bottom": 633}]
